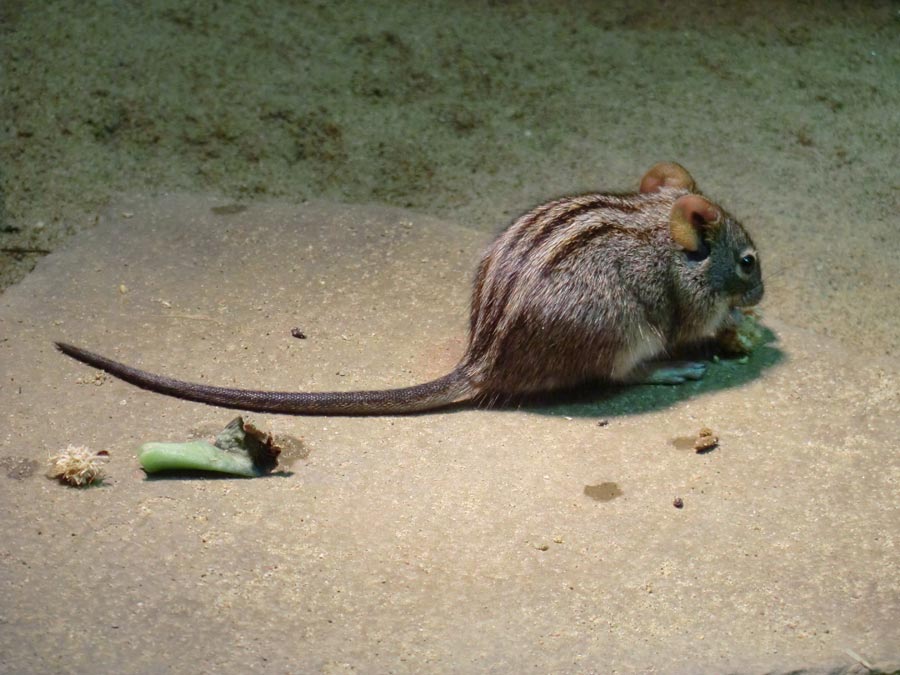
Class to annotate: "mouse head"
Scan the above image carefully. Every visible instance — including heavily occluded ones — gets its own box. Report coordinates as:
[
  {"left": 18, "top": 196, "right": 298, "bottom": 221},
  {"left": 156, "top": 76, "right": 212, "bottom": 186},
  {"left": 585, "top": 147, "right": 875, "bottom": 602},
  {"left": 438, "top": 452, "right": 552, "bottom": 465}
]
[{"left": 668, "top": 194, "right": 763, "bottom": 308}]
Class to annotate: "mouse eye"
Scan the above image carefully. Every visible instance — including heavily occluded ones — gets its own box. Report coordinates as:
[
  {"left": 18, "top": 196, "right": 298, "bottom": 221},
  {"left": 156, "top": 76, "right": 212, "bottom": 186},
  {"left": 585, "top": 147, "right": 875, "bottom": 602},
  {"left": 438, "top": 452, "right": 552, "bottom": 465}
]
[{"left": 738, "top": 253, "right": 756, "bottom": 274}]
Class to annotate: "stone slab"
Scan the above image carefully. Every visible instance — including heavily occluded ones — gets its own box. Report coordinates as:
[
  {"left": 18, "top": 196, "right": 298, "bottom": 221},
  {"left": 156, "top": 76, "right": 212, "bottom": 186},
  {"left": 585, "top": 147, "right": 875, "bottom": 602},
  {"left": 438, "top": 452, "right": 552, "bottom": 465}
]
[{"left": 0, "top": 194, "right": 897, "bottom": 674}]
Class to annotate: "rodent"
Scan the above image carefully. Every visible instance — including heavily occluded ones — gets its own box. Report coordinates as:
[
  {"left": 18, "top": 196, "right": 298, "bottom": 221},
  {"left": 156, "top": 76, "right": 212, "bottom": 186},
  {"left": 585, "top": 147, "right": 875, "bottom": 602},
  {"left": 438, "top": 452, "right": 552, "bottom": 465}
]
[{"left": 56, "top": 162, "right": 763, "bottom": 415}]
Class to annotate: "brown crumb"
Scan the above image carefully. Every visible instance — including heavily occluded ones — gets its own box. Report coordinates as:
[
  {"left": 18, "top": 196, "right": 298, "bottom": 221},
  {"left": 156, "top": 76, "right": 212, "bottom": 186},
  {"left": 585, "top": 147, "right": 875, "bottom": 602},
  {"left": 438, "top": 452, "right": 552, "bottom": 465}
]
[
  {"left": 673, "top": 497, "right": 684, "bottom": 508},
  {"left": 694, "top": 427, "right": 719, "bottom": 453}
]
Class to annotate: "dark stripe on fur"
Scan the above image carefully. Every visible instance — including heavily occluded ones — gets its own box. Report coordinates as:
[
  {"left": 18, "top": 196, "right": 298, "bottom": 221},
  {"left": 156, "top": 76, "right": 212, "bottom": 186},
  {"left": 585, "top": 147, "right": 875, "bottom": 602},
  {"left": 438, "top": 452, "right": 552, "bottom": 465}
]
[{"left": 468, "top": 195, "right": 625, "bottom": 360}]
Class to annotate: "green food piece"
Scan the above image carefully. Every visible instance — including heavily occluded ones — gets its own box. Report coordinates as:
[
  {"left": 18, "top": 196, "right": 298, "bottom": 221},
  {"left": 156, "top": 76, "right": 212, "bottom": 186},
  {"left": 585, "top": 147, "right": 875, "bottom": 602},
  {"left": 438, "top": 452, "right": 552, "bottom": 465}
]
[
  {"left": 138, "top": 417, "right": 280, "bottom": 477},
  {"left": 138, "top": 440, "right": 260, "bottom": 476}
]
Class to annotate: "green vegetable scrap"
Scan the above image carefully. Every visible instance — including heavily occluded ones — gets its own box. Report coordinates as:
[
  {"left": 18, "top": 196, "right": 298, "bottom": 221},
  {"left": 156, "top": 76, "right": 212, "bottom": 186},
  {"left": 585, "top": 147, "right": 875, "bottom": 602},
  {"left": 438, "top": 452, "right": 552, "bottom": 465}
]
[{"left": 138, "top": 417, "right": 280, "bottom": 477}]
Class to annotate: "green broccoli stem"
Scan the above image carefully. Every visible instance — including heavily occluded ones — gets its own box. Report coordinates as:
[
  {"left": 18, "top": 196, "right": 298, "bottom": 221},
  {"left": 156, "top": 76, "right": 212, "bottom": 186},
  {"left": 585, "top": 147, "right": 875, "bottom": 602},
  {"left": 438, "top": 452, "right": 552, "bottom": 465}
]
[{"left": 138, "top": 441, "right": 261, "bottom": 477}]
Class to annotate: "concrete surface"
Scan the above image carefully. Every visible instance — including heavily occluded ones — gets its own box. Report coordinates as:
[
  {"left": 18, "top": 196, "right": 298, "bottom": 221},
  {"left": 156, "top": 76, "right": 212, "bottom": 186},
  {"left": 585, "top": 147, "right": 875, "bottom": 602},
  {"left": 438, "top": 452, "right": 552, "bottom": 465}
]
[{"left": 0, "top": 194, "right": 897, "bottom": 674}]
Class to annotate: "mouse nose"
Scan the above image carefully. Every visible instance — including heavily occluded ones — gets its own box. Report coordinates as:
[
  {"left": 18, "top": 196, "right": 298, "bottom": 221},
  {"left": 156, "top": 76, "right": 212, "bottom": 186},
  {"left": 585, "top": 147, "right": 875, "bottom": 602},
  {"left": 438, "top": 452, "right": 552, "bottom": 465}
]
[{"left": 741, "top": 282, "right": 764, "bottom": 306}]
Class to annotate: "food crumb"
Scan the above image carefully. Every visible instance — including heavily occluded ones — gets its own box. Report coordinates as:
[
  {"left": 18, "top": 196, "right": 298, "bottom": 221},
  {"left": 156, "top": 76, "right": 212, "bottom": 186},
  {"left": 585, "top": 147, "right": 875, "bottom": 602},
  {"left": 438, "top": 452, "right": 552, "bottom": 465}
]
[
  {"left": 694, "top": 427, "right": 719, "bottom": 453},
  {"left": 48, "top": 445, "right": 109, "bottom": 487},
  {"left": 715, "top": 308, "right": 764, "bottom": 356}
]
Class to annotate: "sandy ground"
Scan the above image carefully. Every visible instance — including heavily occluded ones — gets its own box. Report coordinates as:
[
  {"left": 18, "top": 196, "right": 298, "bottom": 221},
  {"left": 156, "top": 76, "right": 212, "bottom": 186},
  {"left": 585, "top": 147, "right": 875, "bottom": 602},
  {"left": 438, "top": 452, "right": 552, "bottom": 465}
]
[{"left": 0, "top": 2, "right": 898, "bottom": 674}]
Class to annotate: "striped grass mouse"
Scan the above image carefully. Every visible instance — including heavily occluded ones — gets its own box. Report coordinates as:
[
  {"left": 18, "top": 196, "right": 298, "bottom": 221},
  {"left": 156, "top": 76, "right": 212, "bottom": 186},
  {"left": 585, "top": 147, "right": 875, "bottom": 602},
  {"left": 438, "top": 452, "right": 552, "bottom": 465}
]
[{"left": 57, "top": 162, "right": 763, "bottom": 414}]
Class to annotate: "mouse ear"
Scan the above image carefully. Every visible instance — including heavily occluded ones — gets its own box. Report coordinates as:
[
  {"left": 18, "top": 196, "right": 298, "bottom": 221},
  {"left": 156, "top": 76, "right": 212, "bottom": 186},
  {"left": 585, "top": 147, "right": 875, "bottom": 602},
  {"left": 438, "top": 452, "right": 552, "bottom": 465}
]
[
  {"left": 639, "top": 162, "right": 696, "bottom": 193},
  {"left": 669, "top": 195, "right": 722, "bottom": 252}
]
